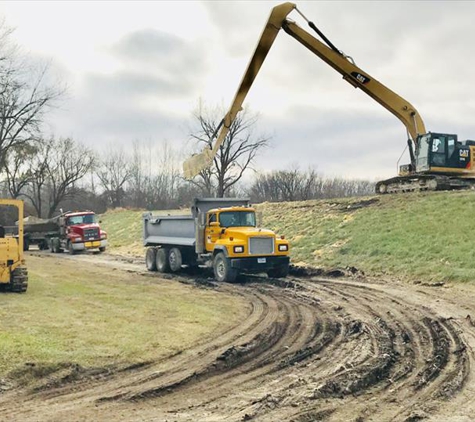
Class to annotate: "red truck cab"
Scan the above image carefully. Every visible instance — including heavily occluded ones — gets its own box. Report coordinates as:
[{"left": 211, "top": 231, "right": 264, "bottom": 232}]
[{"left": 60, "top": 211, "right": 107, "bottom": 254}]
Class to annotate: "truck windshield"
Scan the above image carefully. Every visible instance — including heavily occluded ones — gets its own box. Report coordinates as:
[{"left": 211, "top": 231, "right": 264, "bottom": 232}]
[
  {"left": 67, "top": 214, "right": 96, "bottom": 225},
  {"left": 219, "top": 211, "right": 256, "bottom": 228}
]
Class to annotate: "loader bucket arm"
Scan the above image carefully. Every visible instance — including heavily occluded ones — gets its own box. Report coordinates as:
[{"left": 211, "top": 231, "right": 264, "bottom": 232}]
[{"left": 183, "top": 2, "right": 296, "bottom": 179}]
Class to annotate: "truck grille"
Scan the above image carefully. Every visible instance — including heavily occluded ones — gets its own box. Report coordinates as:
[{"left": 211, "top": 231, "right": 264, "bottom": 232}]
[
  {"left": 84, "top": 228, "right": 99, "bottom": 240},
  {"left": 249, "top": 237, "right": 274, "bottom": 255}
]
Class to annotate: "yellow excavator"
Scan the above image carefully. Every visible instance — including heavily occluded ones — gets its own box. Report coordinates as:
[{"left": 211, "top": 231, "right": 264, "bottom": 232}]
[
  {"left": 0, "top": 199, "right": 28, "bottom": 293},
  {"left": 183, "top": 2, "right": 475, "bottom": 194}
]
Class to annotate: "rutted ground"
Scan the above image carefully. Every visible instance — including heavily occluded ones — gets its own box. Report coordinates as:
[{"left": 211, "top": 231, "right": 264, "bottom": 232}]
[{"left": 1, "top": 252, "right": 475, "bottom": 422}]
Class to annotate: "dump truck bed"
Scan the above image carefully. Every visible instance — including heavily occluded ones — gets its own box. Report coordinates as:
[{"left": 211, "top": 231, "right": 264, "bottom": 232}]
[{"left": 143, "top": 214, "right": 196, "bottom": 247}]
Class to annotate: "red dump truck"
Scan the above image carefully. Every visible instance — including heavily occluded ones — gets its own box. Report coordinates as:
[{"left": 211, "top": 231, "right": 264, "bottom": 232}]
[{"left": 24, "top": 210, "right": 107, "bottom": 254}]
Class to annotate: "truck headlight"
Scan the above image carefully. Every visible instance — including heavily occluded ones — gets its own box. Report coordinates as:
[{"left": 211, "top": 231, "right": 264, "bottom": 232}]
[
  {"left": 233, "top": 245, "right": 244, "bottom": 253},
  {"left": 72, "top": 237, "right": 82, "bottom": 243},
  {"left": 278, "top": 244, "right": 288, "bottom": 252},
  {"left": 101, "top": 233, "right": 107, "bottom": 240}
]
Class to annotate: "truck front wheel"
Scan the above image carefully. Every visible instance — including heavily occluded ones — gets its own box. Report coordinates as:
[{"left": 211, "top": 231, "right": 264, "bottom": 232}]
[
  {"left": 156, "top": 248, "right": 170, "bottom": 273},
  {"left": 146, "top": 248, "right": 157, "bottom": 271},
  {"left": 213, "top": 252, "right": 238, "bottom": 283},
  {"left": 168, "top": 247, "right": 182, "bottom": 272},
  {"left": 68, "top": 241, "right": 76, "bottom": 255}
]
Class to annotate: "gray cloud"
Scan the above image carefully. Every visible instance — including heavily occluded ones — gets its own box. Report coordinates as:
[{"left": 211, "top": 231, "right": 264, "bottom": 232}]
[
  {"left": 84, "top": 71, "right": 190, "bottom": 99},
  {"left": 108, "top": 28, "right": 208, "bottom": 97},
  {"left": 48, "top": 94, "right": 185, "bottom": 149},
  {"left": 46, "top": 28, "right": 210, "bottom": 147}
]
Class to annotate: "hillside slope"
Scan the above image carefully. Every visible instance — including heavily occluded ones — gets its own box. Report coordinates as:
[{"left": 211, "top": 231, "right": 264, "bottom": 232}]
[{"left": 100, "top": 191, "right": 475, "bottom": 283}]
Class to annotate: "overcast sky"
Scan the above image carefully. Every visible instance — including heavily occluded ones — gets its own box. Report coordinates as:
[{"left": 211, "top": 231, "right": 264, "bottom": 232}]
[{"left": 1, "top": 1, "right": 475, "bottom": 181}]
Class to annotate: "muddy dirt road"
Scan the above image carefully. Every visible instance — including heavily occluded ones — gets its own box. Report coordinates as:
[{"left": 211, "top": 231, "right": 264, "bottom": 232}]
[{"left": 1, "top": 252, "right": 475, "bottom": 422}]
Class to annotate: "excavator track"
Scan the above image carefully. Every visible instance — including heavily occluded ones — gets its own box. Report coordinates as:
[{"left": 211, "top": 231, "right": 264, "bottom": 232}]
[
  {"left": 376, "top": 174, "right": 475, "bottom": 194},
  {"left": 9, "top": 266, "right": 28, "bottom": 293}
]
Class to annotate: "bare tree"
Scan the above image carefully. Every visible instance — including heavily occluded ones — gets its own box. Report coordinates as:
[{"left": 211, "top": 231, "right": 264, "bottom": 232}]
[
  {"left": 21, "top": 137, "right": 94, "bottom": 217},
  {"left": 0, "top": 23, "right": 63, "bottom": 171},
  {"left": 3, "top": 143, "right": 37, "bottom": 198},
  {"left": 21, "top": 139, "right": 52, "bottom": 217},
  {"left": 96, "top": 146, "right": 132, "bottom": 208},
  {"left": 128, "top": 141, "right": 146, "bottom": 208},
  {"left": 189, "top": 103, "right": 270, "bottom": 197},
  {"left": 127, "top": 140, "right": 193, "bottom": 210},
  {"left": 45, "top": 137, "right": 95, "bottom": 217}
]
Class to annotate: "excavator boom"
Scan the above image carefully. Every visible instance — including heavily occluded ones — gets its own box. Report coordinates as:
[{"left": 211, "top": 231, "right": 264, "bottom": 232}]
[{"left": 183, "top": 2, "right": 425, "bottom": 179}]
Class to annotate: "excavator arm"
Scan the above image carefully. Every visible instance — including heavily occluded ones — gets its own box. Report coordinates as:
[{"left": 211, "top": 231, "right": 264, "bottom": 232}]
[{"left": 183, "top": 2, "right": 426, "bottom": 179}]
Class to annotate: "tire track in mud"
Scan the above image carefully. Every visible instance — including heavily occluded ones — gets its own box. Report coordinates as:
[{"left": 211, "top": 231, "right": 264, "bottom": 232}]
[
  {"left": 278, "top": 280, "right": 471, "bottom": 422},
  {"left": 0, "top": 253, "right": 472, "bottom": 422}
]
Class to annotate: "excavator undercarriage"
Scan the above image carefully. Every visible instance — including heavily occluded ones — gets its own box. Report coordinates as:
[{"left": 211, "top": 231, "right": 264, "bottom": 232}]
[{"left": 376, "top": 175, "right": 475, "bottom": 194}]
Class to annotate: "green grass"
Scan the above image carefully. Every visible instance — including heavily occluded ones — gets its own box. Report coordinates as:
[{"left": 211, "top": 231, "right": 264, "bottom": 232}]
[
  {"left": 259, "top": 191, "right": 475, "bottom": 282},
  {"left": 0, "top": 255, "right": 246, "bottom": 377}
]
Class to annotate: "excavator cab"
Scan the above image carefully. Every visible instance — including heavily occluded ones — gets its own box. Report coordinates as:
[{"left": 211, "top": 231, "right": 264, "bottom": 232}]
[{"left": 413, "top": 133, "right": 473, "bottom": 174}]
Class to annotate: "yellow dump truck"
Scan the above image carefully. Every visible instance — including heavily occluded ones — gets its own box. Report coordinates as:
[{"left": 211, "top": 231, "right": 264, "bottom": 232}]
[
  {"left": 0, "top": 199, "right": 28, "bottom": 293},
  {"left": 143, "top": 198, "right": 290, "bottom": 282}
]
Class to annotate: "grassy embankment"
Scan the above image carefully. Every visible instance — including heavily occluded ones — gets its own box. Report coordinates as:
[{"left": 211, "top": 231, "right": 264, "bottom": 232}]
[
  {"left": 0, "top": 255, "right": 246, "bottom": 378},
  {"left": 100, "top": 191, "right": 475, "bottom": 283}
]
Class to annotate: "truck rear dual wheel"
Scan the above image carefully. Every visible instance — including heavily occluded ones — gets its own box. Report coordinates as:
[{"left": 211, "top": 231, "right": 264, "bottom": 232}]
[
  {"left": 168, "top": 248, "right": 182, "bottom": 272},
  {"left": 50, "top": 238, "right": 62, "bottom": 253},
  {"left": 146, "top": 248, "right": 157, "bottom": 271},
  {"left": 213, "top": 252, "right": 238, "bottom": 283},
  {"left": 156, "top": 248, "right": 171, "bottom": 273}
]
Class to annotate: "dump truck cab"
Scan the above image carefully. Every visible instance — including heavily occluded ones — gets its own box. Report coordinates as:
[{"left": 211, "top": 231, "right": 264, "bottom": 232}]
[
  {"left": 205, "top": 205, "right": 289, "bottom": 258},
  {"left": 0, "top": 199, "right": 28, "bottom": 293}
]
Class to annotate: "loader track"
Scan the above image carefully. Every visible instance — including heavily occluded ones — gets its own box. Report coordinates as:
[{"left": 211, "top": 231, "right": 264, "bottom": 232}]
[
  {"left": 9, "top": 266, "right": 28, "bottom": 293},
  {"left": 0, "top": 252, "right": 474, "bottom": 422}
]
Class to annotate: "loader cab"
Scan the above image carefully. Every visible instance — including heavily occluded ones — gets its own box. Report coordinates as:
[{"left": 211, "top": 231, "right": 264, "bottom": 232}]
[{"left": 415, "top": 132, "right": 469, "bottom": 173}]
